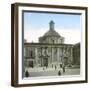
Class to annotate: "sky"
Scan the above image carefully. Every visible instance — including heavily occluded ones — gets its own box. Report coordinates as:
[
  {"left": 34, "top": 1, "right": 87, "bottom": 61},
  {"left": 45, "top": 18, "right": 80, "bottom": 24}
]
[{"left": 24, "top": 11, "right": 81, "bottom": 44}]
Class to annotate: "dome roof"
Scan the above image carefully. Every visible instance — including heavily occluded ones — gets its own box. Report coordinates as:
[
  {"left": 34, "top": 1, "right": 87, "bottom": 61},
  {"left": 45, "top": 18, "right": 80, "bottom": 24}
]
[
  {"left": 39, "top": 21, "right": 64, "bottom": 44},
  {"left": 44, "top": 29, "right": 60, "bottom": 37},
  {"left": 43, "top": 20, "right": 60, "bottom": 37}
]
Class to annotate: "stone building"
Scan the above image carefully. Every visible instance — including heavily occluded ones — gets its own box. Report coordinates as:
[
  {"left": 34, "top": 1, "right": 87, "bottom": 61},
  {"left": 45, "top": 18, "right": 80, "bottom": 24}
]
[
  {"left": 24, "top": 21, "right": 75, "bottom": 68},
  {"left": 73, "top": 43, "right": 80, "bottom": 65}
]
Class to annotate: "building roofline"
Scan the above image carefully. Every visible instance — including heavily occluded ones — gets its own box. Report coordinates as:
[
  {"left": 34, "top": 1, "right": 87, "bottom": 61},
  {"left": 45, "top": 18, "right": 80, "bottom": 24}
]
[{"left": 24, "top": 42, "right": 74, "bottom": 46}]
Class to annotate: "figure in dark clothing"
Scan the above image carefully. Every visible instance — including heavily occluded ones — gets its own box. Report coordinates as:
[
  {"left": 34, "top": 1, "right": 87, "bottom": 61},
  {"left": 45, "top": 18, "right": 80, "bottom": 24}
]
[
  {"left": 55, "top": 65, "right": 57, "bottom": 70},
  {"left": 62, "top": 66, "right": 65, "bottom": 73},
  {"left": 60, "top": 64, "right": 62, "bottom": 68},
  {"left": 25, "top": 70, "right": 29, "bottom": 77},
  {"left": 58, "top": 70, "right": 61, "bottom": 76}
]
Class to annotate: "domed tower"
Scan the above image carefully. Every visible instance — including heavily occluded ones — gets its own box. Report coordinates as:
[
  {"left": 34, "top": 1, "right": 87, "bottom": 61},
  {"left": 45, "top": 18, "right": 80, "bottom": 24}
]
[{"left": 39, "top": 20, "right": 64, "bottom": 44}]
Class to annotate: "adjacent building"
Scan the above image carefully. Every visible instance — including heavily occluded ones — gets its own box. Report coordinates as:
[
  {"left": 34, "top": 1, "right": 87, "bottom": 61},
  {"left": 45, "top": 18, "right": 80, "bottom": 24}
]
[{"left": 73, "top": 43, "right": 80, "bottom": 65}]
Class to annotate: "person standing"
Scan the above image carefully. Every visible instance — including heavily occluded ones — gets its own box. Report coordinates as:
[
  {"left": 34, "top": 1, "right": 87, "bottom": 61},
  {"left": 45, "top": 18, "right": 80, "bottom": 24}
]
[
  {"left": 25, "top": 70, "right": 29, "bottom": 77},
  {"left": 58, "top": 70, "right": 61, "bottom": 76},
  {"left": 62, "top": 66, "right": 65, "bottom": 73},
  {"left": 55, "top": 65, "right": 57, "bottom": 70}
]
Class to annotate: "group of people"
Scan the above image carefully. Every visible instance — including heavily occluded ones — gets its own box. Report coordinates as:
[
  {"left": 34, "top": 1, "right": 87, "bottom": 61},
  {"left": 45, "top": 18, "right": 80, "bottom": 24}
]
[{"left": 25, "top": 64, "right": 66, "bottom": 77}]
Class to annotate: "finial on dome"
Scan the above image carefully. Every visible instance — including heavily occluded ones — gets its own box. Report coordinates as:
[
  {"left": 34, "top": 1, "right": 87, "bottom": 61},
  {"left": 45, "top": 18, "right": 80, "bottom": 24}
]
[{"left": 49, "top": 20, "right": 55, "bottom": 30}]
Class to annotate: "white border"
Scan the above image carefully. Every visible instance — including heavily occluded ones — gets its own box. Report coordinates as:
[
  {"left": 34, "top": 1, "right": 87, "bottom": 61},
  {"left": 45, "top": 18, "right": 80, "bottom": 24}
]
[{"left": 18, "top": 6, "right": 86, "bottom": 84}]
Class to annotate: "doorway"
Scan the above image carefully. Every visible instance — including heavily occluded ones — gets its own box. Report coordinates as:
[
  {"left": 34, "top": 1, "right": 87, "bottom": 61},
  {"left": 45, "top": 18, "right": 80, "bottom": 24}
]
[
  {"left": 29, "top": 61, "right": 34, "bottom": 68},
  {"left": 43, "top": 58, "right": 48, "bottom": 67}
]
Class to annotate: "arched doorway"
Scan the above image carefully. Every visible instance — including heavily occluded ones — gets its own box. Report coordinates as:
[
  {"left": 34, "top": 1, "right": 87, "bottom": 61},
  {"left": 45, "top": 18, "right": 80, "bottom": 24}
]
[
  {"left": 43, "top": 58, "right": 48, "bottom": 67},
  {"left": 29, "top": 61, "right": 34, "bottom": 68}
]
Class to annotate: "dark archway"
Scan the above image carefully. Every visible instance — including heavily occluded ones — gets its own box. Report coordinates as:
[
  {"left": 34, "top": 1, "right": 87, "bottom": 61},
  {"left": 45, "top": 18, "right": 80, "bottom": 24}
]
[
  {"left": 43, "top": 58, "right": 48, "bottom": 67},
  {"left": 29, "top": 61, "right": 34, "bottom": 68}
]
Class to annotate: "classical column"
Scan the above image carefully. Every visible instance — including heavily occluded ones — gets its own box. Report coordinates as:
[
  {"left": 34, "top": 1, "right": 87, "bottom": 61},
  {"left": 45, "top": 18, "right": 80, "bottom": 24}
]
[
  {"left": 41, "top": 47, "right": 43, "bottom": 67},
  {"left": 50, "top": 46, "right": 53, "bottom": 67},
  {"left": 35, "top": 47, "right": 38, "bottom": 67},
  {"left": 70, "top": 47, "right": 73, "bottom": 63},
  {"left": 68, "top": 47, "right": 73, "bottom": 65},
  {"left": 61, "top": 46, "right": 64, "bottom": 65},
  {"left": 57, "top": 47, "right": 60, "bottom": 65},
  {"left": 59, "top": 48, "right": 62, "bottom": 63},
  {"left": 52, "top": 47, "right": 54, "bottom": 64}
]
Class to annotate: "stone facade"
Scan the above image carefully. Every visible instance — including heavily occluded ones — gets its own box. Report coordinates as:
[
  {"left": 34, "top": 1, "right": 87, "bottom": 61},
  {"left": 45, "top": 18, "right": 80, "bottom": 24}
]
[
  {"left": 24, "top": 21, "right": 78, "bottom": 68},
  {"left": 24, "top": 43, "right": 73, "bottom": 68}
]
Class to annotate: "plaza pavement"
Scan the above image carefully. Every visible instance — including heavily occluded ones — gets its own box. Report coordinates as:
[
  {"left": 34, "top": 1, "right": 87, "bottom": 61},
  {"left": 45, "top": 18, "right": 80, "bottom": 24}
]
[{"left": 25, "top": 67, "right": 80, "bottom": 77}]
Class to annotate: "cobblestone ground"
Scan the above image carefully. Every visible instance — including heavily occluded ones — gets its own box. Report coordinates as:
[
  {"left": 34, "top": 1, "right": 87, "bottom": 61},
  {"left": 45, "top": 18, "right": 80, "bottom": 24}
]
[{"left": 25, "top": 67, "right": 80, "bottom": 77}]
